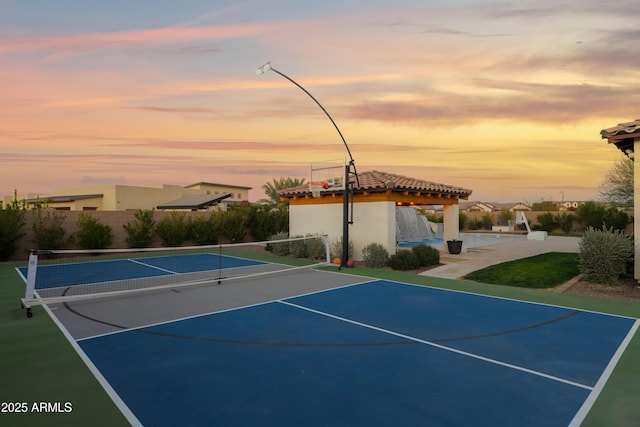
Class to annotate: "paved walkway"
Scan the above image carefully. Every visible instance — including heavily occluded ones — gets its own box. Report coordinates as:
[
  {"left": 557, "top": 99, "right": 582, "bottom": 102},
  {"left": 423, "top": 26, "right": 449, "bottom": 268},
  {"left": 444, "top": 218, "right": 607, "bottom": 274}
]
[{"left": 421, "top": 236, "right": 581, "bottom": 280}]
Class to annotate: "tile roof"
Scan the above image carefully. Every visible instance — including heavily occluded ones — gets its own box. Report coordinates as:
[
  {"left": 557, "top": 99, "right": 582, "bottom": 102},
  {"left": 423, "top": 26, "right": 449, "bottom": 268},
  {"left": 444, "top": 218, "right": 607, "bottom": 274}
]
[
  {"left": 601, "top": 119, "right": 640, "bottom": 139},
  {"left": 279, "top": 170, "right": 472, "bottom": 198},
  {"left": 601, "top": 119, "right": 640, "bottom": 157}
]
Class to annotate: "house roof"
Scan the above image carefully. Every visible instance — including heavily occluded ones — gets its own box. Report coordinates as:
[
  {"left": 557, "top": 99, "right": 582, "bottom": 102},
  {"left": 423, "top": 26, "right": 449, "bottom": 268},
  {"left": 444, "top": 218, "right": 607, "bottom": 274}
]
[
  {"left": 26, "top": 194, "right": 103, "bottom": 203},
  {"left": 157, "top": 193, "right": 232, "bottom": 210},
  {"left": 601, "top": 119, "right": 640, "bottom": 157},
  {"left": 459, "top": 201, "right": 531, "bottom": 211},
  {"left": 185, "top": 182, "right": 252, "bottom": 190},
  {"left": 279, "top": 170, "right": 472, "bottom": 199}
]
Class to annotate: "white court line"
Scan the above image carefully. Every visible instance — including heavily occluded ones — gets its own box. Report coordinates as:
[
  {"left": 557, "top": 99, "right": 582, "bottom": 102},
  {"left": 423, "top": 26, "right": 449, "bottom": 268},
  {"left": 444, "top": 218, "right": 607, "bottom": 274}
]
[
  {"left": 279, "top": 300, "right": 594, "bottom": 391},
  {"left": 127, "top": 258, "right": 179, "bottom": 274},
  {"left": 76, "top": 275, "right": 379, "bottom": 342},
  {"left": 568, "top": 319, "right": 640, "bottom": 427},
  {"left": 40, "top": 302, "right": 143, "bottom": 427}
]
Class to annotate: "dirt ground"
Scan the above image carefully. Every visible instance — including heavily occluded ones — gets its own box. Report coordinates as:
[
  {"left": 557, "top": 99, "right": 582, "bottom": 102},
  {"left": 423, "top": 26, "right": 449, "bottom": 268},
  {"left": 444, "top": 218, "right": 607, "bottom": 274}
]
[{"left": 562, "top": 278, "right": 640, "bottom": 303}]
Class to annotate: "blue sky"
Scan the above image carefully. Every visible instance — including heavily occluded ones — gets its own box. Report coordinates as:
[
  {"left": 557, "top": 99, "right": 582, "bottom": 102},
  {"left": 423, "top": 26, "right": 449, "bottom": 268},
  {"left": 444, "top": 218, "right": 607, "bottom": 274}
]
[{"left": 1, "top": 0, "right": 638, "bottom": 202}]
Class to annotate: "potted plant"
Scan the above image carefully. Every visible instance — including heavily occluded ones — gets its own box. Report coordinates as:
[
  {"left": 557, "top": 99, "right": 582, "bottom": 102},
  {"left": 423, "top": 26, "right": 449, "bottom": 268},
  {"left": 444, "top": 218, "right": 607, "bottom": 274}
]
[{"left": 446, "top": 239, "right": 463, "bottom": 254}]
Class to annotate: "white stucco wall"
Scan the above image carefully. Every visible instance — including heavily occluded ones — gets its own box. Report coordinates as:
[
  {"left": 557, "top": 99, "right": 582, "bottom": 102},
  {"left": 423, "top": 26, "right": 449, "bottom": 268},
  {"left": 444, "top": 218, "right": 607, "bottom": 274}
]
[
  {"left": 289, "top": 201, "right": 396, "bottom": 261},
  {"left": 635, "top": 140, "right": 640, "bottom": 282}
]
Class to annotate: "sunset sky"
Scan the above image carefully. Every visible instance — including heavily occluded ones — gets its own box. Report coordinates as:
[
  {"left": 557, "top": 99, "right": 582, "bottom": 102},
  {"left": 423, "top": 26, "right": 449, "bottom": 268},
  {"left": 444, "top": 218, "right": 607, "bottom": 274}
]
[{"left": 1, "top": 0, "right": 638, "bottom": 203}]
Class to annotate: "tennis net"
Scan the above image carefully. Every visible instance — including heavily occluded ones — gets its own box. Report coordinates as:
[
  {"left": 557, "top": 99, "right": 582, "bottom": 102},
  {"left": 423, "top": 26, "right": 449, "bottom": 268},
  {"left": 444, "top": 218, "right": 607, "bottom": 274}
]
[{"left": 20, "top": 234, "right": 330, "bottom": 314}]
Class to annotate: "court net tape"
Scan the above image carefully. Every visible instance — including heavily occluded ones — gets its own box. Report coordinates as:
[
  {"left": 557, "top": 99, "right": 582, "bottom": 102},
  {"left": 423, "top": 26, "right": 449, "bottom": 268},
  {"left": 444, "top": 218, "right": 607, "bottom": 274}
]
[{"left": 21, "top": 234, "right": 331, "bottom": 310}]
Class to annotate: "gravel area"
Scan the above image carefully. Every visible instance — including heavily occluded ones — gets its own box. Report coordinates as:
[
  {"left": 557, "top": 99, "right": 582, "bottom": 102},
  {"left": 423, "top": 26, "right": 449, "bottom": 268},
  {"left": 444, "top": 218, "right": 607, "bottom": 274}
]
[{"left": 562, "top": 278, "right": 640, "bottom": 303}]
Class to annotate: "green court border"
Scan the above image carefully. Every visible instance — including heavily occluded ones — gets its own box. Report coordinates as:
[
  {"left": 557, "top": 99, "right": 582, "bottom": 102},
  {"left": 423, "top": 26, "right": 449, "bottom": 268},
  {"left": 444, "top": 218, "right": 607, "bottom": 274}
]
[{"left": 2, "top": 255, "right": 639, "bottom": 427}]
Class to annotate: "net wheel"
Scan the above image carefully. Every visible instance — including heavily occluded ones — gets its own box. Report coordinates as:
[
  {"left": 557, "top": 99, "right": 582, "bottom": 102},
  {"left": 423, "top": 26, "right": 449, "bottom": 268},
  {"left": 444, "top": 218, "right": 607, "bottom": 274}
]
[{"left": 26, "top": 309, "right": 33, "bottom": 318}]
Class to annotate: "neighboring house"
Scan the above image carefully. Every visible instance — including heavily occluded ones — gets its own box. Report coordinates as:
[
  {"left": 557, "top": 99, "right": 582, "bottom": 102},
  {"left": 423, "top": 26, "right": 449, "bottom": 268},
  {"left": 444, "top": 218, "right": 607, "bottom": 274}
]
[
  {"left": 9, "top": 182, "right": 251, "bottom": 211},
  {"left": 559, "top": 201, "right": 581, "bottom": 211},
  {"left": 460, "top": 201, "right": 531, "bottom": 213}
]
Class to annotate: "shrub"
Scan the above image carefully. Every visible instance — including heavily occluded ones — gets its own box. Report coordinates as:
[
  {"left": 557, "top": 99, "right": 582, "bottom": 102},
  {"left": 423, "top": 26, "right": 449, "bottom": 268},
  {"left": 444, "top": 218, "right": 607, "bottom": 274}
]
[
  {"left": 330, "top": 237, "right": 354, "bottom": 262},
  {"left": 222, "top": 206, "right": 248, "bottom": 243},
  {"left": 246, "top": 203, "right": 289, "bottom": 241},
  {"left": 123, "top": 209, "right": 156, "bottom": 248},
  {"left": 0, "top": 197, "right": 27, "bottom": 260},
  {"left": 466, "top": 218, "right": 482, "bottom": 230},
  {"left": 536, "top": 212, "right": 558, "bottom": 232},
  {"left": 480, "top": 213, "right": 493, "bottom": 230},
  {"left": 305, "top": 235, "right": 328, "bottom": 260},
  {"left": 458, "top": 212, "right": 468, "bottom": 230},
  {"left": 388, "top": 250, "right": 419, "bottom": 270},
  {"left": 75, "top": 214, "right": 113, "bottom": 249},
  {"left": 156, "top": 211, "right": 188, "bottom": 247},
  {"left": 575, "top": 201, "right": 606, "bottom": 230},
  {"left": 361, "top": 243, "right": 389, "bottom": 268},
  {"left": 555, "top": 212, "right": 575, "bottom": 234},
  {"left": 412, "top": 244, "right": 440, "bottom": 267},
  {"left": 32, "top": 209, "right": 69, "bottom": 249},
  {"left": 289, "top": 235, "right": 308, "bottom": 258},
  {"left": 578, "top": 226, "right": 634, "bottom": 285},
  {"left": 267, "top": 232, "right": 290, "bottom": 256},
  {"left": 603, "top": 207, "right": 630, "bottom": 232},
  {"left": 189, "top": 211, "right": 222, "bottom": 245}
]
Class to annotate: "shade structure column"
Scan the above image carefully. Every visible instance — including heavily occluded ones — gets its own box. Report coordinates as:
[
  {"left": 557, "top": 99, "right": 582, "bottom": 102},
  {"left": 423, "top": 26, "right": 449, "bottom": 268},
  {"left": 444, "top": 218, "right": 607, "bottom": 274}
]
[{"left": 442, "top": 204, "right": 460, "bottom": 253}]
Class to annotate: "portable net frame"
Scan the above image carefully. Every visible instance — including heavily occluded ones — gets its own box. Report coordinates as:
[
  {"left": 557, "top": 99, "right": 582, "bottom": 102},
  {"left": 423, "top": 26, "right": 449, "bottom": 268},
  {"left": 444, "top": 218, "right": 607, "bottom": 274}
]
[{"left": 20, "top": 234, "right": 331, "bottom": 317}]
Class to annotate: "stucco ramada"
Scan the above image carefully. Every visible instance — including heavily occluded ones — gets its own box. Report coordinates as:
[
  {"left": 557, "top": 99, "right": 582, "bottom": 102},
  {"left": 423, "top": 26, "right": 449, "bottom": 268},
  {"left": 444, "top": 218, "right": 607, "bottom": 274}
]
[{"left": 278, "top": 170, "right": 472, "bottom": 260}]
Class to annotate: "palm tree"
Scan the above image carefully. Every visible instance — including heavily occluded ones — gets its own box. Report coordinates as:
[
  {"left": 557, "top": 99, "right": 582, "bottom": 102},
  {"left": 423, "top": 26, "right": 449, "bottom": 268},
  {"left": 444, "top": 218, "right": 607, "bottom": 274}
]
[{"left": 262, "top": 177, "right": 306, "bottom": 205}]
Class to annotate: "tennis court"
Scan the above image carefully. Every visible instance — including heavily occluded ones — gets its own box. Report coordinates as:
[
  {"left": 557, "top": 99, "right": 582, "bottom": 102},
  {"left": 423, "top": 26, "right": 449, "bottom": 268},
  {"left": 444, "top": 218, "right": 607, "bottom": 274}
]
[{"left": 15, "top": 248, "right": 639, "bottom": 426}]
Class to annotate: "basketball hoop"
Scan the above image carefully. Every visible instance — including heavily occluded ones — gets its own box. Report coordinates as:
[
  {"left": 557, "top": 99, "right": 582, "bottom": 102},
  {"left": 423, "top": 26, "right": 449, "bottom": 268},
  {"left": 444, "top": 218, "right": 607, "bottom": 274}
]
[{"left": 309, "top": 181, "right": 329, "bottom": 198}]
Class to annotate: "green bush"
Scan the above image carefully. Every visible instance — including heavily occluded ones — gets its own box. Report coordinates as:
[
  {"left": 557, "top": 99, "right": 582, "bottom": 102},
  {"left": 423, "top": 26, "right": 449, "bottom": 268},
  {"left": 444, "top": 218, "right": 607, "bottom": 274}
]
[
  {"left": 389, "top": 250, "right": 419, "bottom": 270},
  {"left": 32, "top": 209, "right": 69, "bottom": 249},
  {"left": 412, "top": 244, "right": 440, "bottom": 267},
  {"left": 123, "top": 209, "right": 156, "bottom": 248},
  {"left": 578, "top": 226, "right": 634, "bottom": 285},
  {"left": 575, "top": 201, "right": 607, "bottom": 230},
  {"left": 555, "top": 212, "right": 575, "bottom": 234},
  {"left": 536, "top": 212, "right": 558, "bottom": 232},
  {"left": 246, "top": 203, "right": 288, "bottom": 241},
  {"left": 75, "top": 214, "right": 113, "bottom": 249},
  {"left": 267, "top": 232, "right": 290, "bottom": 256},
  {"left": 189, "top": 211, "right": 222, "bottom": 245},
  {"left": 289, "top": 235, "right": 308, "bottom": 258},
  {"left": 361, "top": 243, "right": 389, "bottom": 268},
  {"left": 330, "top": 237, "right": 354, "bottom": 262},
  {"left": 156, "top": 211, "right": 188, "bottom": 247},
  {"left": 222, "top": 206, "right": 248, "bottom": 243},
  {"left": 458, "top": 212, "right": 468, "bottom": 230},
  {"left": 305, "top": 235, "right": 328, "bottom": 260},
  {"left": 466, "top": 218, "right": 482, "bottom": 230},
  {"left": 0, "top": 198, "right": 27, "bottom": 260}
]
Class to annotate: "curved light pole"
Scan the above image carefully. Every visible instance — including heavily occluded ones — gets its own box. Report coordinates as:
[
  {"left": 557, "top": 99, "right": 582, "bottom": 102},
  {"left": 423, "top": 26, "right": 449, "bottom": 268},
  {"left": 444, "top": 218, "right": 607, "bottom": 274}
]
[{"left": 257, "top": 61, "right": 357, "bottom": 268}]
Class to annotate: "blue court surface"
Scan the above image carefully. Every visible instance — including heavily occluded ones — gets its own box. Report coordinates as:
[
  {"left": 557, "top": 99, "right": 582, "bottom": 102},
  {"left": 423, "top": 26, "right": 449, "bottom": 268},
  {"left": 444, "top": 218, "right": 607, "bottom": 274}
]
[
  {"left": 71, "top": 278, "right": 637, "bottom": 427},
  {"left": 19, "top": 252, "right": 265, "bottom": 290}
]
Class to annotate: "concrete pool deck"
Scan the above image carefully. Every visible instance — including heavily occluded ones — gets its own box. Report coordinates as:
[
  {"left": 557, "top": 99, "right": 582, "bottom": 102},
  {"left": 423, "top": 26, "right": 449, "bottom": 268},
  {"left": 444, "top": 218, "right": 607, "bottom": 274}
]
[{"left": 421, "top": 235, "right": 581, "bottom": 280}]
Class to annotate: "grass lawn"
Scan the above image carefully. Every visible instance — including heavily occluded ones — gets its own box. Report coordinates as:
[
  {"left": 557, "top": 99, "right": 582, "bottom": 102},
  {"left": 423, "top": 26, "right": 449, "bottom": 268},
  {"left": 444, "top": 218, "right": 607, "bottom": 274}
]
[{"left": 463, "top": 252, "right": 580, "bottom": 288}]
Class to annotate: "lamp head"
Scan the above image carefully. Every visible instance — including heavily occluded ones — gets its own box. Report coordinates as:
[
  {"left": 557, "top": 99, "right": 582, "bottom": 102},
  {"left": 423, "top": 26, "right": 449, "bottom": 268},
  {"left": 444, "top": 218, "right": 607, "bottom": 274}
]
[{"left": 256, "top": 61, "right": 272, "bottom": 76}]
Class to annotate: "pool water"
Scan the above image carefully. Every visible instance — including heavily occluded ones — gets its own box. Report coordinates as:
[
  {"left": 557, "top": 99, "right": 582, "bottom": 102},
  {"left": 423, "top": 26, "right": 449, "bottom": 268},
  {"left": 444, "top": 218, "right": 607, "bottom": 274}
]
[{"left": 398, "top": 233, "right": 525, "bottom": 249}]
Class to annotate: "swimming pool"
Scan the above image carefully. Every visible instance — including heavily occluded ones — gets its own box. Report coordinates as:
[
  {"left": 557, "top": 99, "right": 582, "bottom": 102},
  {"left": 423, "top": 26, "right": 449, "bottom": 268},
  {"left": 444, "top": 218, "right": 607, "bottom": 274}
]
[{"left": 397, "top": 233, "right": 526, "bottom": 249}]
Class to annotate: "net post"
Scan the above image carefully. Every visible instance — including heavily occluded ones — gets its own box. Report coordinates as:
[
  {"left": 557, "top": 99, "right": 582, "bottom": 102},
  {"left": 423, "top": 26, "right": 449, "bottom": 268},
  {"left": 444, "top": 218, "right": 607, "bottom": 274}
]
[
  {"left": 322, "top": 234, "right": 330, "bottom": 264},
  {"left": 22, "top": 250, "right": 39, "bottom": 317}
]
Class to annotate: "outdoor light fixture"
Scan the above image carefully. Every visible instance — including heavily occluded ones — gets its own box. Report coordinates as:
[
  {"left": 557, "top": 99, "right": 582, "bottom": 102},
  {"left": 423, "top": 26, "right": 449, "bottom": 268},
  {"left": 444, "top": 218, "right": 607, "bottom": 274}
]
[{"left": 257, "top": 61, "right": 358, "bottom": 269}]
